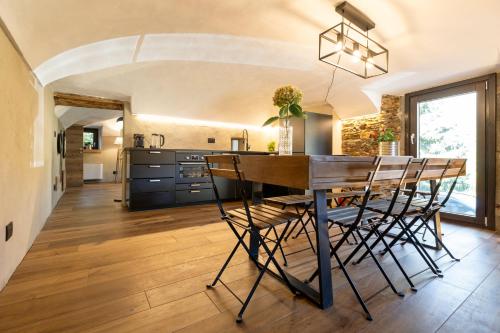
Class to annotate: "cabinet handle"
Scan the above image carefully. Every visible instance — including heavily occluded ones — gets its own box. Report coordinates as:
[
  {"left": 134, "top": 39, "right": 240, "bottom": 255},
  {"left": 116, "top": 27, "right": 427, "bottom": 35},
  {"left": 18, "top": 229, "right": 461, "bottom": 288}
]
[
  {"left": 189, "top": 190, "right": 201, "bottom": 193},
  {"left": 148, "top": 165, "right": 160, "bottom": 168},
  {"left": 149, "top": 151, "right": 161, "bottom": 154},
  {"left": 149, "top": 179, "right": 161, "bottom": 182},
  {"left": 190, "top": 183, "right": 201, "bottom": 187}
]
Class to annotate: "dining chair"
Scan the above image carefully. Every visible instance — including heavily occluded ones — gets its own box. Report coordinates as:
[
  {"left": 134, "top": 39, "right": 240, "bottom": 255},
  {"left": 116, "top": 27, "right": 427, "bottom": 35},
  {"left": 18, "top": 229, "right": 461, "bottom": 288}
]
[
  {"left": 263, "top": 191, "right": 364, "bottom": 257},
  {"left": 379, "top": 158, "right": 467, "bottom": 272},
  {"left": 345, "top": 157, "right": 430, "bottom": 291},
  {"left": 204, "top": 154, "right": 300, "bottom": 323},
  {"left": 306, "top": 156, "right": 409, "bottom": 321}
]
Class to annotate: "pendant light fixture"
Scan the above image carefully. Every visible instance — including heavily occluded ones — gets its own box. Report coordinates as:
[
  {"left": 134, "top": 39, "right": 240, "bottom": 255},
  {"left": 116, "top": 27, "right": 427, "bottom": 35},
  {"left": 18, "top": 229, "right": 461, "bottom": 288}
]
[{"left": 319, "top": 1, "right": 388, "bottom": 79}]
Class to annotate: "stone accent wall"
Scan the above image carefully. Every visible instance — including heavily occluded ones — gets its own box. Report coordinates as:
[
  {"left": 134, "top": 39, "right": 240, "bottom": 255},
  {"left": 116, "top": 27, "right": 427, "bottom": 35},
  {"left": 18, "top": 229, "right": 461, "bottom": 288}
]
[{"left": 342, "top": 95, "right": 402, "bottom": 156}]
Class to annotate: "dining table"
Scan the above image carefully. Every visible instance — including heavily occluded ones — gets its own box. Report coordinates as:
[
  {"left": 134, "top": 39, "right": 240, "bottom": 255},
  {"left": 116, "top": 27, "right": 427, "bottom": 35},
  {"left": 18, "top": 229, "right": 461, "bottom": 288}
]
[{"left": 225, "top": 154, "right": 465, "bottom": 309}]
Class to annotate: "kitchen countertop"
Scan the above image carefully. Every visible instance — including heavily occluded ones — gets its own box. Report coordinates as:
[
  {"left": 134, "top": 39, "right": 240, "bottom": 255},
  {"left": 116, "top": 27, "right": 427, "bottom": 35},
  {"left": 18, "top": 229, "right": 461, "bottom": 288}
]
[{"left": 124, "top": 147, "right": 276, "bottom": 155}]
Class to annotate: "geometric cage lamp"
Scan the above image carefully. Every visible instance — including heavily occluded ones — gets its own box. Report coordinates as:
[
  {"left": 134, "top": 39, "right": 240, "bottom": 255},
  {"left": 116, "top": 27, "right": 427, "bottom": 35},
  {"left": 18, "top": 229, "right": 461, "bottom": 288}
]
[{"left": 319, "top": 1, "right": 388, "bottom": 79}]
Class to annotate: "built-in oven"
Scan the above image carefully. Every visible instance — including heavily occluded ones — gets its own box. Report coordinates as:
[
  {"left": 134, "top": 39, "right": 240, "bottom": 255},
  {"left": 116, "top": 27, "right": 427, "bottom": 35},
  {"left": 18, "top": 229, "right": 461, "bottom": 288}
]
[
  {"left": 175, "top": 151, "right": 213, "bottom": 204},
  {"left": 175, "top": 152, "right": 211, "bottom": 184}
]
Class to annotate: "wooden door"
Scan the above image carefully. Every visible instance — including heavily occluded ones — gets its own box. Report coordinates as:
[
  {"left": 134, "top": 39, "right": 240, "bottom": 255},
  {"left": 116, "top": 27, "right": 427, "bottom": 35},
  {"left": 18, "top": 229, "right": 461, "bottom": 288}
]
[{"left": 65, "top": 125, "right": 83, "bottom": 187}]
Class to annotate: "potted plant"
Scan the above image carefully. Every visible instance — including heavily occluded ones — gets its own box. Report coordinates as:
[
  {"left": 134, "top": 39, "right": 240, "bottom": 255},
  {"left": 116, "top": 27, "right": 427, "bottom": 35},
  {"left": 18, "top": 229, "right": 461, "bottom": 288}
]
[
  {"left": 267, "top": 140, "right": 276, "bottom": 152},
  {"left": 377, "top": 128, "right": 399, "bottom": 156},
  {"left": 262, "top": 85, "right": 306, "bottom": 155}
]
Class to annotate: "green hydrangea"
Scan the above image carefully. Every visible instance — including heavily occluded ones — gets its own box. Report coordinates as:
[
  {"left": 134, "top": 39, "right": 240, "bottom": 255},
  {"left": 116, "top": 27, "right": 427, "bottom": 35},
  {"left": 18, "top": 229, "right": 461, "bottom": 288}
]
[{"left": 272, "top": 85, "right": 303, "bottom": 108}]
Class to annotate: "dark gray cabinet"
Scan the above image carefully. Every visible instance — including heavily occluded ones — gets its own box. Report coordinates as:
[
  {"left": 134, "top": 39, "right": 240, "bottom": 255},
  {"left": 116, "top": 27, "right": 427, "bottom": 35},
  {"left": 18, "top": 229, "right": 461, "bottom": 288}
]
[
  {"left": 128, "top": 149, "right": 176, "bottom": 210},
  {"left": 288, "top": 112, "right": 332, "bottom": 195},
  {"left": 290, "top": 112, "right": 332, "bottom": 155},
  {"left": 126, "top": 149, "right": 274, "bottom": 210},
  {"left": 214, "top": 176, "right": 237, "bottom": 200}
]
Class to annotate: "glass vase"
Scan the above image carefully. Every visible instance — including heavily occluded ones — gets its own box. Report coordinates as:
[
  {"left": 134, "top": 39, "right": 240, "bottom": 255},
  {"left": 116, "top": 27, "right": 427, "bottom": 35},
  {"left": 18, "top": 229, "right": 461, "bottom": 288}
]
[{"left": 278, "top": 122, "right": 293, "bottom": 155}]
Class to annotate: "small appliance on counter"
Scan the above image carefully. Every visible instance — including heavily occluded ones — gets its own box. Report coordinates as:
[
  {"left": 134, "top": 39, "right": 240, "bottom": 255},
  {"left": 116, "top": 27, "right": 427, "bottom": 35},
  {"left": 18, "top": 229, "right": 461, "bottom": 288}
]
[
  {"left": 133, "top": 134, "right": 145, "bottom": 148},
  {"left": 150, "top": 133, "right": 165, "bottom": 149}
]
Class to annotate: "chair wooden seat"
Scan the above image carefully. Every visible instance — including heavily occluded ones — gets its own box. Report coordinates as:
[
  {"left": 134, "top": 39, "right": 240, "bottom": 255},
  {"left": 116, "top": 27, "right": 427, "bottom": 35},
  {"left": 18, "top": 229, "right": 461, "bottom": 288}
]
[
  {"left": 394, "top": 195, "right": 440, "bottom": 209},
  {"left": 365, "top": 198, "right": 422, "bottom": 215},
  {"left": 263, "top": 194, "right": 314, "bottom": 206},
  {"left": 227, "top": 204, "right": 299, "bottom": 230},
  {"left": 264, "top": 191, "right": 373, "bottom": 207},
  {"left": 326, "top": 206, "right": 382, "bottom": 225}
]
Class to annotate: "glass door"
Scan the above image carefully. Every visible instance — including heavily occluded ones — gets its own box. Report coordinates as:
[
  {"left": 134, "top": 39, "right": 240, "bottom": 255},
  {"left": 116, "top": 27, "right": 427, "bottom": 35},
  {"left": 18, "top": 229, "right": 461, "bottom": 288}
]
[{"left": 407, "top": 82, "right": 488, "bottom": 225}]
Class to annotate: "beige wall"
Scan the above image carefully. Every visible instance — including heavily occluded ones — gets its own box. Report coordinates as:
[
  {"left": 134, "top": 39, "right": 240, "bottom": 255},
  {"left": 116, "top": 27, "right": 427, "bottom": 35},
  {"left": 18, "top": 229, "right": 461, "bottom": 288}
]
[
  {"left": 0, "top": 28, "right": 60, "bottom": 289},
  {"left": 332, "top": 112, "right": 342, "bottom": 155},
  {"left": 123, "top": 106, "right": 277, "bottom": 152},
  {"left": 49, "top": 88, "right": 65, "bottom": 207},
  {"left": 83, "top": 136, "right": 120, "bottom": 182}
]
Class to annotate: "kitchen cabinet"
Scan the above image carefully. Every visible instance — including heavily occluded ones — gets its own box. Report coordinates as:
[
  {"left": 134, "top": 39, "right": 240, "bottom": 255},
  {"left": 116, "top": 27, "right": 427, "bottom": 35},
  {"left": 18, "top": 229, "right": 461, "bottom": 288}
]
[
  {"left": 290, "top": 112, "right": 332, "bottom": 155},
  {"left": 125, "top": 148, "right": 275, "bottom": 211},
  {"left": 127, "top": 148, "right": 176, "bottom": 210}
]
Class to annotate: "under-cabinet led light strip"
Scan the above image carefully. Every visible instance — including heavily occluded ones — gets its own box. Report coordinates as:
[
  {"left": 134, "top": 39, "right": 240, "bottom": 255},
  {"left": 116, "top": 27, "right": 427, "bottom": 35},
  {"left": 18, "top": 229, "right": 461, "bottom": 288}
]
[{"left": 135, "top": 114, "right": 277, "bottom": 133}]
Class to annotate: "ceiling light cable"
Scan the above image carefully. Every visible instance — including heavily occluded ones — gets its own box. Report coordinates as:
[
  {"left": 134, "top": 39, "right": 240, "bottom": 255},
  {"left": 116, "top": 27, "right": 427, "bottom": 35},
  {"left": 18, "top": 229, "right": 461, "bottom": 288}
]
[{"left": 324, "top": 21, "right": 351, "bottom": 102}]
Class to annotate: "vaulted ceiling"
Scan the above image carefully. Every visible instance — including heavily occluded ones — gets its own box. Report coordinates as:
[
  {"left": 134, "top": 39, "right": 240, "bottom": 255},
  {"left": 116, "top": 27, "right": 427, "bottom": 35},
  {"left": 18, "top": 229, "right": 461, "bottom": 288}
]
[{"left": 1, "top": 0, "right": 499, "bottom": 124}]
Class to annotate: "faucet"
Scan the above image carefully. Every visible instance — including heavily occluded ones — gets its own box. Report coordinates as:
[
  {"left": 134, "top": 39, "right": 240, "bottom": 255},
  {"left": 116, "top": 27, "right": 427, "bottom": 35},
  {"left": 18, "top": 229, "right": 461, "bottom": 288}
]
[{"left": 242, "top": 129, "right": 250, "bottom": 151}]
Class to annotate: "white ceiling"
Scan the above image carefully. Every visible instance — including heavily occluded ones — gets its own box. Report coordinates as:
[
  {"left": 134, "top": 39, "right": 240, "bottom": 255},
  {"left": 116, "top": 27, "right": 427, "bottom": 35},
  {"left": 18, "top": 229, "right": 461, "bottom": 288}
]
[{"left": 1, "top": 0, "right": 499, "bottom": 123}]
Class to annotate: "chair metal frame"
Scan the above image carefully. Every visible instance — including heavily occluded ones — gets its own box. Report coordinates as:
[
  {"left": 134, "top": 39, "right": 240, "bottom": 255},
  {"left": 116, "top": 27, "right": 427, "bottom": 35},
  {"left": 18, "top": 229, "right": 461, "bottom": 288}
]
[
  {"left": 345, "top": 158, "right": 430, "bottom": 291},
  {"left": 305, "top": 156, "right": 411, "bottom": 321},
  {"left": 379, "top": 159, "right": 467, "bottom": 272},
  {"left": 205, "top": 154, "right": 298, "bottom": 323}
]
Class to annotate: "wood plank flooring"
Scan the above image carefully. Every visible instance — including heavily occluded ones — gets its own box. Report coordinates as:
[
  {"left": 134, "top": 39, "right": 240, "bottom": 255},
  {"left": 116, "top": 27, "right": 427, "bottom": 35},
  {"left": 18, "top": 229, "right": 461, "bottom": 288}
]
[{"left": 0, "top": 183, "right": 498, "bottom": 332}]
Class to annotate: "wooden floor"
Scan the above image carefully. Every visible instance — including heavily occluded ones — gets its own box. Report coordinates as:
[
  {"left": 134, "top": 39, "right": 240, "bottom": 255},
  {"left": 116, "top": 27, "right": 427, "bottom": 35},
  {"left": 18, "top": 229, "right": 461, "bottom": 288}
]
[{"left": 0, "top": 183, "right": 498, "bottom": 333}]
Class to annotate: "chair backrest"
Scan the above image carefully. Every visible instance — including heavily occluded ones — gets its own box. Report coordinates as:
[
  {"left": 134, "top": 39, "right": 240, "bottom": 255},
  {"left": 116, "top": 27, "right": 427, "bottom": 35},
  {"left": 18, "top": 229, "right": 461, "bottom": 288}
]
[
  {"left": 205, "top": 154, "right": 241, "bottom": 218},
  {"left": 206, "top": 154, "right": 260, "bottom": 229},
  {"left": 388, "top": 158, "right": 430, "bottom": 218},
  {"left": 370, "top": 156, "right": 414, "bottom": 218},
  {"left": 372, "top": 156, "right": 414, "bottom": 185},
  {"left": 436, "top": 158, "right": 467, "bottom": 207},
  {"left": 406, "top": 157, "right": 466, "bottom": 212},
  {"left": 342, "top": 156, "right": 385, "bottom": 226}
]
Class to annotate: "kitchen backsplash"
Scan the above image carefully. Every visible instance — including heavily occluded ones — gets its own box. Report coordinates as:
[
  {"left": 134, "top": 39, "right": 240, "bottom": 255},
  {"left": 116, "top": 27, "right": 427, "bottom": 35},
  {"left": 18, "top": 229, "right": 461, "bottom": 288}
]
[{"left": 123, "top": 110, "right": 277, "bottom": 151}]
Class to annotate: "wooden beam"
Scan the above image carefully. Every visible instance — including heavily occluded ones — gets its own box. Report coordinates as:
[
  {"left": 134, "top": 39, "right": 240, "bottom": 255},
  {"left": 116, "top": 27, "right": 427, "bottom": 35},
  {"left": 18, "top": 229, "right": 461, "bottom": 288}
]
[{"left": 54, "top": 92, "right": 125, "bottom": 110}]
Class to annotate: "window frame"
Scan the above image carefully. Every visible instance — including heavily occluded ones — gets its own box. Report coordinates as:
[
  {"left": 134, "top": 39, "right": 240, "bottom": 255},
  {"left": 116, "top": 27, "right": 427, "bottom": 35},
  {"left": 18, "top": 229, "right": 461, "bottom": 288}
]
[{"left": 83, "top": 127, "right": 100, "bottom": 150}]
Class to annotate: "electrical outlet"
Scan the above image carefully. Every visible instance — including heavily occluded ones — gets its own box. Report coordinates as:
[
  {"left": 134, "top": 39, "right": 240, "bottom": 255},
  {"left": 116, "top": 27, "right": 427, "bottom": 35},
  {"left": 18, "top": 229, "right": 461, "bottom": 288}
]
[
  {"left": 208, "top": 137, "right": 216, "bottom": 143},
  {"left": 6, "top": 222, "right": 13, "bottom": 241}
]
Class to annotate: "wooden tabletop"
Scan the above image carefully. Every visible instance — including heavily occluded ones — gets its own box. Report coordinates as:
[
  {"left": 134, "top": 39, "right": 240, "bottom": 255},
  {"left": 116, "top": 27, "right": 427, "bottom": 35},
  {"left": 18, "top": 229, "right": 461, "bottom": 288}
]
[{"left": 236, "top": 155, "right": 465, "bottom": 190}]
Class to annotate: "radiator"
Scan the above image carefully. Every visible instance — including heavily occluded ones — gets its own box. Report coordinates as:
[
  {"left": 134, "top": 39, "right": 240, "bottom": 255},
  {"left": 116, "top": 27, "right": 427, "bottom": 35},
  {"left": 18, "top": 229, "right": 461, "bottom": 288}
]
[{"left": 83, "top": 163, "right": 103, "bottom": 180}]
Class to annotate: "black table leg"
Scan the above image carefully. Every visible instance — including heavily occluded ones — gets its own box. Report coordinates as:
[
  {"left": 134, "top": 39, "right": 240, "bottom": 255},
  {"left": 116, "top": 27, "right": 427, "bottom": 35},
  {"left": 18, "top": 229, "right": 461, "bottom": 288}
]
[
  {"left": 314, "top": 189, "right": 333, "bottom": 309},
  {"left": 246, "top": 184, "right": 333, "bottom": 309}
]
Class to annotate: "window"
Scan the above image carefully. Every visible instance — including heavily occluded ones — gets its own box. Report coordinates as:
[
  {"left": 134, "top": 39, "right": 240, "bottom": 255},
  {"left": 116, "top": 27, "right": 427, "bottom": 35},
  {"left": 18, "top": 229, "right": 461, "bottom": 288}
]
[
  {"left": 83, "top": 128, "right": 100, "bottom": 149},
  {"left": 405, "top": 73, "right": 496, "bottom": 228}
]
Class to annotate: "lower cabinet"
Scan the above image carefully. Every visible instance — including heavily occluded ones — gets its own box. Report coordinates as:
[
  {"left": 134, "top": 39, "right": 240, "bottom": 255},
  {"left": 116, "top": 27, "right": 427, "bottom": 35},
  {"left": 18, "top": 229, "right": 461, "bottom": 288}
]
[
  {"left": 175, "top": 188, "right": 213, "bottom": 204},
  {"left": 130, "top": 178, "right": 175, "bottom": 193},
  {"left": 127, "top": 149, "right": 275, "bottom": 211},
  {"left": 129, "top": 191, "right": 175, "bottom": 210},
  {"left": 213, "top": 177, "right": 237, "bottom": 201}
]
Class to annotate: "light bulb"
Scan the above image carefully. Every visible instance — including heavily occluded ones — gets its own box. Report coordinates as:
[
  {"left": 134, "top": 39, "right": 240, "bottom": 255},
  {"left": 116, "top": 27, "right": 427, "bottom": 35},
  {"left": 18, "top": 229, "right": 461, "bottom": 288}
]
[
  {"left": 366, "top": 57, "right": 374, "bottom": 69},
  {"left": 335, "top": 41, "right": 343, "bottom": 52},
  {"left": 352, "top": 49, "right": 361, "bottom": 63}
]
